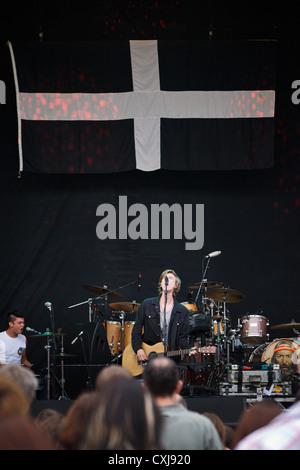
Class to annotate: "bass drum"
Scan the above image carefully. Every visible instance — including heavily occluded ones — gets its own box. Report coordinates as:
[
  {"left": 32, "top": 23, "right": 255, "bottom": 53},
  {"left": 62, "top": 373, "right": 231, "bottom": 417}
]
[{"left": 249, "top": 338, "right": 300, "bottom": 374}]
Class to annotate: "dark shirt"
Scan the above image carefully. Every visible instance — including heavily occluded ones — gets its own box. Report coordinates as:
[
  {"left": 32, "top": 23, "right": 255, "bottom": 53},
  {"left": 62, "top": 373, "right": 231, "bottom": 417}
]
[{"left": 131, "top": 297, "right": 190, "bottom": 353}]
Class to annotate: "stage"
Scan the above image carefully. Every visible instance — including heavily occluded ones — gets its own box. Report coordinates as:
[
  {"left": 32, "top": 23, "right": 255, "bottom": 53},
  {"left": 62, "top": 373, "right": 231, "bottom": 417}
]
[{"left": 30, "top": 393, "right": 296, "bottom": 428}]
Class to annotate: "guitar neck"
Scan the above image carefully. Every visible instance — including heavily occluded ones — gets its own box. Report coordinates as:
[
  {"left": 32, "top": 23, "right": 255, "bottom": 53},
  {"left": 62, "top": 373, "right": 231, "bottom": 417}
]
[
  {"left": 161, "top": 348, "right": 190, "bottom": 358},
  {"left": 157, "top": 346, "right": 215, "bottom": 358}
]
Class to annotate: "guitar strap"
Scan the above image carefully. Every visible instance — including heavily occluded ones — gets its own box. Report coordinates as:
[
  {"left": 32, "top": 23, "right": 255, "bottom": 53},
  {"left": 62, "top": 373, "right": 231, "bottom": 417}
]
[{"left": 168, "top": 310, "right": 179, "bottom": 352}]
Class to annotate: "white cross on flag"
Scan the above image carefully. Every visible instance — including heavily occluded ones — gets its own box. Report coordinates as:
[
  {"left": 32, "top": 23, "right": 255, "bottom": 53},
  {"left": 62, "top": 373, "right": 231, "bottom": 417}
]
[{"left": 9, "top": 40, "right": 276, "bottom": 174}]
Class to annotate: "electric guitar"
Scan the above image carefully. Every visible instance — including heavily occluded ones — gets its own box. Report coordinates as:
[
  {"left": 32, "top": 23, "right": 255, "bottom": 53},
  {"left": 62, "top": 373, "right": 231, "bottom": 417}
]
[{"left": 122, "top": 342, "right": 216, "bottom": 376}]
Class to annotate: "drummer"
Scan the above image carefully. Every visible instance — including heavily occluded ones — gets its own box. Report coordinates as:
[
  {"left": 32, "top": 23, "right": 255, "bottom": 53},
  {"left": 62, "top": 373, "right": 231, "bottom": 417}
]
[{"left": 0, "top": 310, "right": 32, "bottom": 368}]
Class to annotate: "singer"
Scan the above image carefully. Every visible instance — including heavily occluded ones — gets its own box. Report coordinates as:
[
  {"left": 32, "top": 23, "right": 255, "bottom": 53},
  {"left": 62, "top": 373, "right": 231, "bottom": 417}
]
[
  {"left": 0, "top": 310, "right": 32, "bottom": 368},
  {"left": 131, "top": 269, "right": 192, "bottom": 364}
]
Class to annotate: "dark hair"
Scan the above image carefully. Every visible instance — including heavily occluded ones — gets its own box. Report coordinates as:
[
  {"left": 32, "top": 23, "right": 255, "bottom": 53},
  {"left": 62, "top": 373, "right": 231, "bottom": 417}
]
[
  {"left": 80, "top": 379, "right": 161, "bottom": 450},
  {"left": 7, "top": 310, "right": 25, "bottom": 324},
  {"left": 143, "top": 357, "right": 179, "bottom": 397}
]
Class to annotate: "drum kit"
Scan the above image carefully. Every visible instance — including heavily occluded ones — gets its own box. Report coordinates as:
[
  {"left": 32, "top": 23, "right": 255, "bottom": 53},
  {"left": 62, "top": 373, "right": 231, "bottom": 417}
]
[
  {"left": 28, "top": 277, "right": 300, "bottom": 399},
  {"left": 28, "top": 283, "right": 141, "bottom": 399},
  {"left": 77, "top": 284, "right": 140, "bottom": 359},
  {"left": 181, "top": 279, "right": 300, "bottom": 397}
]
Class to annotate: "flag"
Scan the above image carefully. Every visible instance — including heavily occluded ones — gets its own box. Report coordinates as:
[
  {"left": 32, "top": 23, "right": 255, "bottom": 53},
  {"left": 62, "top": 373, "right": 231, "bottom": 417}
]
[{"left": 9, "top": 40, "right": 276, "bottom": 174}]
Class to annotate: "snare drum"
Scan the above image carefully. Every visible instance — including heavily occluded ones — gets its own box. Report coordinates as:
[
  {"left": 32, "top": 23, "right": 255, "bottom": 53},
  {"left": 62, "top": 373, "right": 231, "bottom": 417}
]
[
  {"left": 240, "top": 314, "right": 269, "bottom": 344},
  {"left": 103, "top": 321, "right": 121, "bottom": 355}
]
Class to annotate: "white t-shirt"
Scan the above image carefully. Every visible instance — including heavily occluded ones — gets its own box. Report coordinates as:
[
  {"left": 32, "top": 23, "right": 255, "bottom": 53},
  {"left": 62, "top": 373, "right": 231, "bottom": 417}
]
[{"left": 0, "top": 331, "right": 26, "bottom": 365}]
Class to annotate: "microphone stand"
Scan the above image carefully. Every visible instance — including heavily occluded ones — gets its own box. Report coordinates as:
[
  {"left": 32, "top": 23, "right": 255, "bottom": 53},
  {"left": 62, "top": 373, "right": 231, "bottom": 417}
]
[
  {"left": 162, "top": 276, "right": 168, "bottom": 355},
  {"left": 79, "top": 332, "right": 93, "bottom": 392},
  {"left": 195, "top": 256, "right": 211, "bottom": 309},
  {"left": 45, "top": 303, "right": 57, "bottom": 399},
  {"left": 45, "top": 329, "right": 51, "bottom": 400}
]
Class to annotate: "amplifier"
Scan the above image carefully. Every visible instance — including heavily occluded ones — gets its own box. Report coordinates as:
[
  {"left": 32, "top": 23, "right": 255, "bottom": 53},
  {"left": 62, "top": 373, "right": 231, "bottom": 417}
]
[
  {"left": 227, "top": 368, "right": 282, "bottom": 387},
  {"left": 220, "top": 363, "right": 292, "bottom": 396},
  {"left": 219, "top": 382, "right": 292, "bottom": 396}
]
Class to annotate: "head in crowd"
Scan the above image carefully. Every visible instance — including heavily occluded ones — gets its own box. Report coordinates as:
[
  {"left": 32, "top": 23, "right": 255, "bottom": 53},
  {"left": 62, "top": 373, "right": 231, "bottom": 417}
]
[
  {"left": 80, "top": 378, "right": 162, "bottom": 450},
  {"left": 142, "top": 356, "right": 182, "bottom": 398},
  {"left": 232, "top": 399, "right": 283, "bottom": 449},
  {"left": 0, "top": 364, "right": 38, "bottom": 403},
  {"left": 59, "top": 392, "right": 99, "bottom": 450},
  {"left": 95, "top": 364, "right": 133, "bottom": 391},
  {"left": 0, "top": 416, "right": 55, "bottom": 450},
  {"left": 0, "top": 375, "right": 31, "bottom": 419}
]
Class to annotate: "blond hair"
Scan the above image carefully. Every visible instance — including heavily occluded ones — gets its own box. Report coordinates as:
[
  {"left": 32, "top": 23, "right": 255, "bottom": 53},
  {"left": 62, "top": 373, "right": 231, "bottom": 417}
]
[{"left": 158, "top": 269, "right": 181, "bottom": 297}]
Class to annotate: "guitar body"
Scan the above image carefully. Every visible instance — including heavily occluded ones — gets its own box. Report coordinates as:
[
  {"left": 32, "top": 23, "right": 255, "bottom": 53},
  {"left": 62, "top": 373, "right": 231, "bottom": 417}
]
[
  {"left": 122, "top": 342, "right": 165, "bottom": 376},
  {"left": 122, "top": 342, "right": 216, "bottom": 376}
]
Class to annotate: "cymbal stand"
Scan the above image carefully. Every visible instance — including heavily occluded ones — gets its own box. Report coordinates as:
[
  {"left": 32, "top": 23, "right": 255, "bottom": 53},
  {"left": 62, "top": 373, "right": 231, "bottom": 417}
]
[
  {"left": 45, "top": 330, "right": 51, "bottom": 400},
  {"left": 45, "top": 302, "right": 57, "bottom": 399},
  {"left": 120, "top": 311, "right": 125, "bottom": 351},
  {"left": 88, "top": 298, "right": 93, "bottom": 322},
  {"left": 214, "top": 318, "right": 223, "bottom": 365},
  {"left": 222, "top": 299, "right": 228, "bottom": 338},
  {"left": 68, "top": 278, "right": 140, "bottom": 321},
  {"left": 225, "top": 328, "right": 237, "bottom": 364},
  {"left": 209, "top": 299, "right": 216, "bottom": 342},
  {"left": 57, "top": 335, "right": 69, "bottom": 400}
]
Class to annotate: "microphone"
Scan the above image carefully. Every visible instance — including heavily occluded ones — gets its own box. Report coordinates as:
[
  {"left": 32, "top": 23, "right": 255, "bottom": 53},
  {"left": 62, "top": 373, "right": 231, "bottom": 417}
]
[
  {"left": 44, "top": 302, "right": 52, "bottom": 310},
  {"left": 165, "top": 275, "right": 169, "bottom": 285},
  {"left": 205, "top": 251, "right": 221, "bottom": 258},
  {"left": 71, "top": 331, "right": 84, "bottom": 345},
  {"left": 138, "top": 273, "right": 142, "bottom": 290},
  {"left": 26, "top": 327, "right": 42, "bottom": 335}
]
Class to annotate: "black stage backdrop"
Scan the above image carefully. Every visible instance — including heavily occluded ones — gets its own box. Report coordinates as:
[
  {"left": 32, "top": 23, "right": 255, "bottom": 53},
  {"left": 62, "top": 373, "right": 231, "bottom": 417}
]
[{"left": 0, "top": 1, "right": 299, "bottom": 378}]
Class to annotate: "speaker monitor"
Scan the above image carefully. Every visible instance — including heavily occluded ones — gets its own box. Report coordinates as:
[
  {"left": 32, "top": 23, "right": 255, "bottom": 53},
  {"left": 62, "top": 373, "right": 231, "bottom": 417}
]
[
  {"left": 57, "top": 364, "right": 107, "bottom": 399},
  {"left": 60, "top": 321, "right": 111, "bottom": 365}
]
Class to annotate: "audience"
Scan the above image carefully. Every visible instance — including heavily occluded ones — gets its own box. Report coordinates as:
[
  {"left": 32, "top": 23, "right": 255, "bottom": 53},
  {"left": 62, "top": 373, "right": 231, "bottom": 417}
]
[
  {"left": 0, "top": 416, "right": 55, "bottom": 450},
  {"left": 95, "top": 364, "right": 133, "bottom": 390},
  {"left": 142, "top": 356, "right": 223, "bottom": 450},
  {"left": 80, "top": 378, "right": 162, "bottom": 450},
  {"left": 203, "top": 412, "right": 227, "bottom": 448},
  {"left": 232, "top": 399, "right": 283, "bottom": 449},
  {"left": 0, "top": 375, "right": 30, "bottom": 419},
  {"left": 234, "top": 399, "right": 300, "bottom": 450},
  {"left": 35, "top": 408, "right": 64, "bottom": 449},
  {"left": 224, "top": 425, "right": 236, "bottom": 450},
  {"left": 59, "top": 391, "right": 99, "bottom": 450},
  {"left": 1, "top": 358, "right": 299, "bottom": 451},
  {"left": 0, "top": 364, "right": 38, "bottom": 405}
]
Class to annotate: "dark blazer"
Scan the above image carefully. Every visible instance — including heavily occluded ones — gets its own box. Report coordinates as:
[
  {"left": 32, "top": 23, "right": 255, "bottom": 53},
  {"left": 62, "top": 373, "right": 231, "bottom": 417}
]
[{"left": 131, "top": 296, "right": 190, "bottom": 353}]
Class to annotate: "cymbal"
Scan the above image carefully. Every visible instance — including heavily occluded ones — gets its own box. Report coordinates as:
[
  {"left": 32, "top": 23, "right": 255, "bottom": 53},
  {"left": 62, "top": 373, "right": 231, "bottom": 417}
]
[
  {"left": 109, "top": 302, "right": 140, "bottom": 313},
  {"left": 30, "top": 332, "right": 65, "bottom": 337},
  {"left": 206, "top": 287, "right": 245, "bottom": 303},
  {"left": 55, "top": 352, "right": 77, "bottom": 358},
  {"left": 271, "top": 321, "right": 300, "bottom": 330},
  {"left": 212, "top": 314, "right": 224, "bottom": 321},
  {"left": 83, "top": 285, "right": 124, "bottom": 299},
  {"left": 188, "top": 281, "right": 223, "bottom": 290}
]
